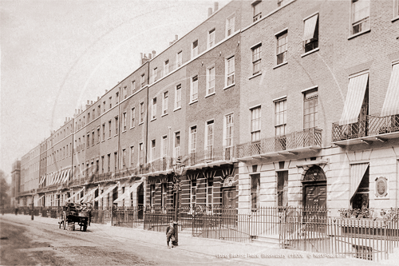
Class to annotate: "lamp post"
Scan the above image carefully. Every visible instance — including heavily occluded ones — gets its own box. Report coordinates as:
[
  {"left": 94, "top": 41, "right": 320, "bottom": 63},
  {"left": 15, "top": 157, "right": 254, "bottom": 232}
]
[{"left": 172, "top": 157, "right": 185, "bottom": 246}]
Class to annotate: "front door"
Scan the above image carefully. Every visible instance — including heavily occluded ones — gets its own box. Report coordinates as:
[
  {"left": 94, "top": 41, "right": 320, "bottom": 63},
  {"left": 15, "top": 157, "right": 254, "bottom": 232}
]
[{"left": 303, "top": 184, "right": 326, "bottom": 233}]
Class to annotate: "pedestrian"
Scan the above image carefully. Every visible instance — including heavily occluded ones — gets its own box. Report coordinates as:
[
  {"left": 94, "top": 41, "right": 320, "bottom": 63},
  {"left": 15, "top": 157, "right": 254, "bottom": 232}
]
[{"left": 166, "top": 221, "right": 176, "bottom": 249}]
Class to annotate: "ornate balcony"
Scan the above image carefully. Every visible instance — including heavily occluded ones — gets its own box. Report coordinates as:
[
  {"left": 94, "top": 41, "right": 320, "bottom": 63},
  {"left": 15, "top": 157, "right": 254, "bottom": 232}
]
[
  {"left": 332, "top": 114, "right": 399, "bottom": 146},
  {"left": 236, "top": 128, "right": 322, "bottom": 160}
]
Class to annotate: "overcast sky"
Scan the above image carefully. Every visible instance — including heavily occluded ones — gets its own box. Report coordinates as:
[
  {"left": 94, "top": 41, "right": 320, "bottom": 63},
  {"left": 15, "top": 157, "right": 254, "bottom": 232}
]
[{"left": 1, "top": 0, "right": 229, "bottom": 182}]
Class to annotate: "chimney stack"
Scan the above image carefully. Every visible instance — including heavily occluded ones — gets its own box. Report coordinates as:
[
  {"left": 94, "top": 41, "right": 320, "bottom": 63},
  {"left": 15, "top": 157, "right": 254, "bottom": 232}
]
[
  {"left": 208, "top": 7, "right": 212, "bottom": 17},
  {"left": 214, "top": 2, "right": 219, "bottom": 12}
]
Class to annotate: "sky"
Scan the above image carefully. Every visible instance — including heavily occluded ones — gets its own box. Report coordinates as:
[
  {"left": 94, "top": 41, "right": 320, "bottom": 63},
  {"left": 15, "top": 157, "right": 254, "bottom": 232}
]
[{"left": 1, "top": 0, "right": 229, "bottom": 183}]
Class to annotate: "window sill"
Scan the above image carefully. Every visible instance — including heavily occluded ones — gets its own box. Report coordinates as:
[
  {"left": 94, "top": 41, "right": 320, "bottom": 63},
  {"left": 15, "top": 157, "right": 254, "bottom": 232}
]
[
  {"left": 130, "top": 126, "right": 135, "bottom": 130},
  {"left": 249, "top": 72, "right": 262, "bottom": 80},
  {"left": 224, "top": 83, "right": 235, "bottom": 90},
  {"left": 173, "top": 107, "right": 181, "bottom": 112},
  {"left": 273, "top": 61, "right": 288, "bottom": 69},
  {"left": 205, "top": 92, "right": 215, "bottom": 98},
  {"left": 348, "top": 29, "right": 371, "bottom": 40},
  {"left": 392, "top": 16, "right": 399, "bottom": 23},
  {"left": 161, "top": 113, "right": 168, "bottom": 117},
  {"left": 122, "top": 130, "right": 126, "bottom": 134},
  {"left": 150, "top": 118, "right": 156, "bottom": 122},
  {"left": 189, "top": 100, "right": 198, "bottom": 105},
  {"left": 139, "top": 122, "right": 144, "bottom": 126},
  {"left": 301, "top": 48, "right": 319, "bottom": 58}
]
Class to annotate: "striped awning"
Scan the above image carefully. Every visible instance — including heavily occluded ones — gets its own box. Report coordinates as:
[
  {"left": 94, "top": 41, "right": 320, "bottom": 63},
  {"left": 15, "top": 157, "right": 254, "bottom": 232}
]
[
  {"left": 65, "top": 188, "right": 84, "bottom": 202},
  {"left": 339, "top": 73, "right": 369, "bottom": 125},
  {"left": 350, "top": 163, "right": 369, "bottom": 200},
  {"left": 79, "top": 187, "right": 98, "bottom": 203},
  {"left": 381, "top": 63, "right": 399, "bottom": 117},
  {"left": 303, "top": 14, "right": 318, "bottom": 41},
  {"left": 94, "top": 183, "right": 118, "bottom": 201},
  {"left": 113, "top": 187, "right": 132, "bottom": 203}
]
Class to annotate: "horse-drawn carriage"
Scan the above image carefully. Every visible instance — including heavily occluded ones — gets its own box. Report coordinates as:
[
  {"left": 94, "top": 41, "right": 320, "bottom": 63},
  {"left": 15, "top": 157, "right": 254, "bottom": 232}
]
[{"left": 58, "top": 203, "right": 92, "bottom": 231}]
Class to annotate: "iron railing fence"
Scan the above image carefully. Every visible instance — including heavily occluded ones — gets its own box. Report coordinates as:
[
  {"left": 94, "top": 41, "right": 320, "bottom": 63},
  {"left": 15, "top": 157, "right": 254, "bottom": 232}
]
[
  {"left": 282, "top": 212, "right": 399, "bottom": 261},
  {"left": 332, "top": 114, "right": 399, "bottom": 142},
  {"left": 112, "top": 206, "right": 144, "bottom": 228},
  {"left": 236, "top": 128, "right": 322, "bottom": 158}
]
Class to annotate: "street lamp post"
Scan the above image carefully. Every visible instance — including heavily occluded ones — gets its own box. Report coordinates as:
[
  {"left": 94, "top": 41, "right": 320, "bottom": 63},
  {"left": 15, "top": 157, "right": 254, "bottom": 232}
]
[{"left": 172, "top": 157, "right": 185, "bottom": 247}]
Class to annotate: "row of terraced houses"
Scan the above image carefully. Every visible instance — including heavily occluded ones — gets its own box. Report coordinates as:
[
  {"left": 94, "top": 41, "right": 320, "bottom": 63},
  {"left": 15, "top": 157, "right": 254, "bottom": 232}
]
[{"left": 11, "top": 0, "right": 399, "bottom": 218}]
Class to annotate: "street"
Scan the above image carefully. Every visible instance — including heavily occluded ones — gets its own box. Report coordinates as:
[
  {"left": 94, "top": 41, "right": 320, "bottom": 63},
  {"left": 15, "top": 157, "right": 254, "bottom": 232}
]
[{"left": 0, "top": 214, "right": 392, "bottom": 266}]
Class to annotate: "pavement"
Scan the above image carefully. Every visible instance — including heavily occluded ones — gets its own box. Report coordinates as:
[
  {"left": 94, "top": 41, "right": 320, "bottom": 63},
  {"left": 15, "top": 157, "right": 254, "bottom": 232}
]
[{"left": 1, "top": 213, "right": 397, "bottom": 266}]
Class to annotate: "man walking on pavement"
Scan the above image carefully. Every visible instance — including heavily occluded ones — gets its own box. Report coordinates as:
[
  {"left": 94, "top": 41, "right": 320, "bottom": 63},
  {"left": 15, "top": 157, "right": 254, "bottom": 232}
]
[{"left": 166, "top": 220, "right": 176, "bottom": 249}]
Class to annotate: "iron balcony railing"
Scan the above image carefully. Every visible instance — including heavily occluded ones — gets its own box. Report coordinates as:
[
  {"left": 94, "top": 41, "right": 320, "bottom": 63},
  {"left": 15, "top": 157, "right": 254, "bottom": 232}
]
[
  {"left": 332, "top": 114, "right": 399, "bottom": 142},
  {"left": 188, "top": 146, "right": 235, "bottom": 166},
  {"left": 236, "top": 128, "right": 322, "bottom": 158}
]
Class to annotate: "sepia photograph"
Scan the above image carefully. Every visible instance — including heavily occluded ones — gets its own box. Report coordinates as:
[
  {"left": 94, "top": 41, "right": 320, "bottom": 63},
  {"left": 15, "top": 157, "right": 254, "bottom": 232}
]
[{"left": 1, "top": 0, "right": 399, "bottom": 265}]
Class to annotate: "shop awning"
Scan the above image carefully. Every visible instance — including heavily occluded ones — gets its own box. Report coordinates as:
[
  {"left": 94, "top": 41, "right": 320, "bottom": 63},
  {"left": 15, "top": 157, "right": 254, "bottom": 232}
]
[
  {"left": 113, "top": 187, "right": 132, "bottom": 203},
  {"left": 94, "top": 183, "right": 118, "bottom": 201},
  {"left": 381, "top": 63, "right": 399, "bottom": 117},
  {"left": 303, "top": 14, "right": 318, "bottom": 41},
  {"left": 339, "top": 73, "right": 369, "bottom": 125},
  {"left": 64, "top": 188, "right": 84, "bottom": 202},
  {"left": 350, "top": 163, "right": 369, "bottom": 200},
  {"left": 35, "top": 195, "right": 45, "bottom": 204},
  {"left": 79, "top": 187, "right": 98, "bottom": 203}
]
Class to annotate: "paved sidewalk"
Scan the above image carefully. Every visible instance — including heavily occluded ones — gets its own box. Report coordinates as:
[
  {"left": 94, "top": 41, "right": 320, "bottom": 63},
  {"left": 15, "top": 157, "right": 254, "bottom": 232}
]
[{"left": 1, "top": 214, "right": 394, "bottom": 266}]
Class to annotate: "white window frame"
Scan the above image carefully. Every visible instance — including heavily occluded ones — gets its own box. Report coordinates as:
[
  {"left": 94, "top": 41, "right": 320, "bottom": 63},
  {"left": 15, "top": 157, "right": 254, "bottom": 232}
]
[
  {"left": 175, "top": 84, "right": 181, "bottom": 109},
  {"left": 351, "top": 0, "right": 370, "bottom": 35},
  {"left": 122, "top": 149, "right": 126, "bottom": 168},
  {"left": 130, "top": 146, "right": 134, "bottom": 167},
  {"left": 151, "top": 97, "right": 157, "bottom": 120},
  {"left": 174, "top": 131, "right": 180, "bottom": 159},
  {"left": 206, "top": 65, "right": 215, "bottom": 96},
  {"left": 122, "top": 112, "right": 127, "bottom": 132},
  {"left": 225, "top": 56, "right": 235, "bottom": 87},
  {"left": 141, "top": 74, "right": 146, "bottom": 88},
  {"left": 139, "top": 102, "right": 144, "bottom": 124},
  {"left": 138, "top": 142, "right": 144, "bottom": 165},
  {"left": 131, "top": 80, "right": 136, "bottom": 93},
  {"left": 164, "top": 60, "right": 169, "bottom": 76},
  {"left": 189, "top": 125, "right": 197, "bottom": 155},
  {"left": 152, "top": 67, "right": 158, "bottom": 83},
  {"left": 176, "top": 51, "right": 183, "bottom": 68},
  {"left": 276, "top": 30, "right": 288, "bottom": 65},
  {"left": 151, "top": 139, "right": 156, "bottom": 162},
  {"left": 251, "top": 106, "right": 261, "bottom": 142},
  {"left": 395, "top": 0, "right": 399, "bottom": 18},
  {"left": 161, "top": 135, "right": 168, "bottom": 158},
  {"left": 224, "top": 113, "right": 234, "bottom": 148},
  {"left": 130, "top": 107, "right": 135, "bottom": 128},
  {"left": 123, "top": 86, "right": 127, "bottom": 99},
  {"left": 275, "top": 99, "right": 287, "bottom": 136},
  {"left": 190, "top": 75, "right": 198, "bottom": 103},
  {"left": 252, "top": 0, "right": 262, "bottom": 22},
  {"left": 208, "top": 28, "right": 215, "bottom": 49},
  {"left": 252, "top": 43, "right": 262, "bottom": 75},
  {"left": 205, "top": 120, "right": 214, "bottom": 160},
  {"left": 192, "top": 40, "right": 198, "bottom": 58},
  {"left": 162, "top": 91, "right": 168, "bottom": 115},
  {"left": 190, "top": 180, "right": 197, "bottom": 210},
  {"left": 226, "top": 14, "right": 235, "bottom": 37}
]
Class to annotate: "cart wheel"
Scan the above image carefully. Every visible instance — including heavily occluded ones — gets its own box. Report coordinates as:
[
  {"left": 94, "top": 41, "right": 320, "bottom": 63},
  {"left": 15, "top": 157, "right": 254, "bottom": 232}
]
[{"left": 83, "top": 225, "right": 87, "bottom": 232}]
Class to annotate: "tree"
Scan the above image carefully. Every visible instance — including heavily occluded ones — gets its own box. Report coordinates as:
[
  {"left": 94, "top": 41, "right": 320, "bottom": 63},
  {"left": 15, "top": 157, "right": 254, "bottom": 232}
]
[{"left": 0, "top": 170, "right": 11, "bottom": 208}]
